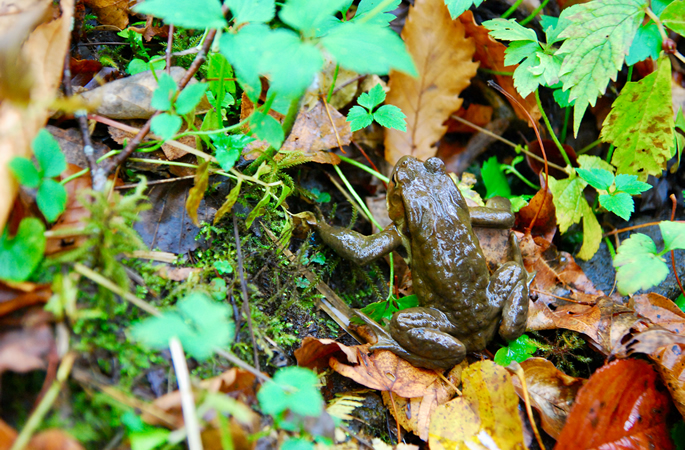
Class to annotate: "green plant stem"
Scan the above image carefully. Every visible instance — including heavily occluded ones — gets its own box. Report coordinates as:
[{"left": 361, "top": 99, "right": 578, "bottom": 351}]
[
  {"left": 333, "top": 164, "right": 380, "bottom": 229},
  {"left": 175, "top": 120, "right": 245, "bottom": 138},
  {"left": 60, "top": 168, "right": 89, "bottom": 185},
  {"left": 478, "top": 68, "right": 515, "bottom": 76},
  {"left": 9, "top": 353, "right": 76, "bottom": 450},
  {"left": 560, "top": 107, "right": 570, "bottom": 144},
  {"left": 501, "top": 0, "right": 524, "bottom": 18},
  {"left": 626, "top": 65, "right": 633, "bottom": 83},
  {"left": 503, "top": 166, "right": 540, "bottom": 190},
  {"left": 338, "top": 155, "right": 389, "bottom": 183},
  {"left": 535, "top": 89, "right": 572, "bottom": 168},
  {"left": 645, "top": 7, "right": 685, "bottom": 65},
  {"left": 356, "top": 0, "right": 397, "bottom": 24},
  {"left": 578, "top": 139, "right": 603, "bottom": 155},
  {"left": 606, "top": 144, "right": 615, "bottom": 162},
  {"left": 604, "top": 237, "right": 616, "bottom": 259},
  {"left": 520, "top": 0, "right": 550, "bottom": 26},
  {"left": 327, "top": 64, "right": 340, "bottom": 103}
]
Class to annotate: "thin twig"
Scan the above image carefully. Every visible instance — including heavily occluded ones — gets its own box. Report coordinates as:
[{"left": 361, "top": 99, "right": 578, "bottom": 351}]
[
  {"left": 233, "top": 214, "right": 260, "bottom": 372},
  {"left": 508, "top": 362, "right": 545, "bottom": 450},
  {"left": 603, "top": 220, "right": 685, "bottom": 237},
  {"left": 169, "top": 338, "right": 203, "bottom": 450},
  {"left": 166, "top": 25, "right": 174, "bottom": 74},
  {"left": 669, "top": 194, "right": 685, "bottom": 298}
]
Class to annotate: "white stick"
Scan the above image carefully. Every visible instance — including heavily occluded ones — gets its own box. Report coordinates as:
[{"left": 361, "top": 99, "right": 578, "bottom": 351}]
[{"left": 169, "top": 337, "right": 203, "bottom": 450}]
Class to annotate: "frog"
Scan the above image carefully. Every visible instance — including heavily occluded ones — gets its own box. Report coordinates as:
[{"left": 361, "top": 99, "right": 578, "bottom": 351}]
[{"left": 313, "top": 155, "right": 531, "bottom": 370}]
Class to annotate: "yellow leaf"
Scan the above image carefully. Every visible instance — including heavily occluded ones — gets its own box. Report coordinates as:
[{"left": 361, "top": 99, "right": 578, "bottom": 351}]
[{"left": 384, "top": 0, "right": 478, "bottom": 164}]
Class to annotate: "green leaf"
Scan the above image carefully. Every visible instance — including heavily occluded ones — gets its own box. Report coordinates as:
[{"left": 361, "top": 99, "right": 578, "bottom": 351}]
[
  {"left": 548, "top": 175, "right": 587, "bottom": 232},
  {"left": 213, "top": 261, "right": 234, "bottom": 275},
  {"left": 250, "top": 111, "right": 284, "bottom": 148},
  {"left": 257, "top": 367, "right": 323, "bottom": 417},
  {"left": 9, "top": 158, "right": 41, "bottom": 188},
  {"left": 129, "top": 429, "right": 170, "bottom": 450},
  {"left": 359, "top": 295, "right": 419, "bottom": 325},
  {"left": 346, "top": 105, "right": 373, "bottom": 131},
  {"left": 212, "top": 134, "right": 253, "bottom": 171},
  {"left": 599, "top": 192, "right": 633, "bottom": 220},
  {"left": 482, "top": 156, "right": 511, "bottom": 199},
  {"left": 494, "top": 335, "right": 538, "bottom": 366},
  {"left": 37, "top": 179, "right": 67, "bottom": 222},
  {"left": 207, "top": 53, "right": 236, "bottom": 98},
  {"left": 444, "top": 0, "right": 484, "bottom": 19},
  {"left": 321, "top": 22, "right": 416, "bottom": 76},
  {"left": 483, "top": 18, "right": 538, "bottom": 42},
  {"left": 133, "top": 0, "right": 227, "bottom": 29},
  {"left": 150, "top": 73, "right": 177, "bottom": 112},
  {"left": 128, "top": 58, "right": 166, "bottom": 75},
  {"left": 151, "top": 113, "right": 182, "bottom": 141},
  {"left": 614, "top": 174, "right": 651, "bottom": 195},
  {"left": 0, "top": 218, "right": 46, "bottom": 282},
  {"left": 661, "top": 0, "right": 685, "bottom": 35},
  {"left": 353, "top": 0, "right": 401, "bottom": 26},
  {"left": 504, "top": 41, "right": 543, "bottom": 66},
  {"left": 660, "top": 220, "right": 685, "bottom": 252},
  {"left": 577, "top": 199, "right": 602, "bottom": 260},
  {"left": 373, "top": 105, "right": 406, "bottom": 131},
  {"left": 358, "top": 83, "right": 386, "bottom": 110},
  {"left": 226, "top": 0, "right": 275, "bottom": 24},
  {"left": 281, "top": 438, "right": 314, "bottom": 450},
  {"left": 576, "top": 167, "right": 614, "bottom": 191},
  {"left": 603, "top": 55, "right": 674, "bottom": 180},
  {"left": 653, "top": 0, "right": 675, "bottom": 16},
  {"left": 613, "top": 233, "right": 669, "bottom": 295},
  {"left": 175, "top": 83, "right": 207, "bottom": 115},
  {"left": 577, "top": 154, "right": 615, "bottom": 172},
  {"left": 626, "top": 22, "right": 662, "bottom": 66},
  {"left": 541, "top": 14, "right": 573, "bottom": 45},
  {"left": 279, "top": 0, "right": 348, "bottom": 36},
  {"left": 130, "top": 292, "right": 234, "bottom": 360},
  {"left": 219, "top": 24, "right": 268, "bottom": 100},
  {"left": 33, "top": 128, "right": 66, "bottom": 178},
  {"left": 676, "top": 294, "right": 685, "bottom": 312},
  {"left": 555, "top": 0, "right": 647, "bottom": 137}
]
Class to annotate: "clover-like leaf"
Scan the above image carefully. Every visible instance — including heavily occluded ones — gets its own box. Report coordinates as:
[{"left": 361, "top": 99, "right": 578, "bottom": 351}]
[
  {"left": 494, "top": 334, "right": 538, "bottom": 366},
  {"left": 37, "top": 179, "right": 67, "bottom": 223},
  {"left": 33, "top": 128, "right": 66, "bottom": 178},
  {"left": 660, "top": 220, "right": 685, "bottom": 253},
  {"left": 373, "top": 105, "right": 406, "bottom": 131},
  {"left": 151, "top": 113, "right": 182, "bottom": 141},
  {"left": 175, "top": 82, "right": 207, "bottom": 115},
  {"left": 257, "top": 366, "right": 323, "bottom": 417},
  {"left": 9, "top": 158, "right": 41, "bottom": 188},
  {"left": 346, "top": 105, "right": 373, "bottom": 131},
  {"left": 599, "top": 192, "right": 633, "bottom": 221},
  {"left": 151, "top": 72, "right": 177, "bottom": 112},
  {"left": 0, "top": 218, "right": 46, "bottom": 282},
  {"left": 358, "top": 83, "right": 386, "bottom": 110},
  {"left": 613, "top": 233, "right": 669, "bottom": 295}
]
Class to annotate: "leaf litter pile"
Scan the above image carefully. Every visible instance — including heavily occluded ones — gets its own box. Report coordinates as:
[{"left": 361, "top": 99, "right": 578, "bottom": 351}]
[{"left": 3, "top": 0, "right": 685, "bottom": 449}]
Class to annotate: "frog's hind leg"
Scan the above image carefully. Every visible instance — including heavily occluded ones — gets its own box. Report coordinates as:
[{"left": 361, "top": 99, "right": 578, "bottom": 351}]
[
  {"left": 388, "top": 308, "right": 466, "bottom": 370},
  {"left": 487, "top": 261, "right": 529, "bottom": 341}
]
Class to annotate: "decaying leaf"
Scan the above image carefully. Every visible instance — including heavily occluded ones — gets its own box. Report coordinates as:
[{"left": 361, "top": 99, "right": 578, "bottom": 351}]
[
  {"left": 510, "top": 357, "right": 585, "bottom": 439},
  {"left": 84, "top": 0, "right": 130, "bottom": 29},
  {"left": 108, "top": 122, "right": 200, "bottom": 160},
  {"left": 428, "top": 360, "right": 525, "bottom": 450},
  {"left": 384, "top": 0, "right": 478, "bottom": 164},
  {"left": 0, "top": 323, "right": 53, "bottom": 375},
  {"left": 555, "top": 359, "right": 674, "bottom": 449},
  {"left": 45, "top": 164, "right": 92, "bottom": 255}
]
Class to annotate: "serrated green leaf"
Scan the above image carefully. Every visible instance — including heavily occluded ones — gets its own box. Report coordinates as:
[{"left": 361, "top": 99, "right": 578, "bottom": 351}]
[
  {"left": 504, "top": 41, "right": 543, "bottom": 66},
  {"left": 133, "top": 0, "right": 227, "bottom": 29},
  {"left": 9, "top": 158, "right": 41, "bottom": 188},
  {"left": 207, "top": 53, "right": 236, "bottom": 98},
  {"left": 346, "top": 105, "right": 373, "bottom": 131},
  {"left": 358, "top": 84, "right": 386, "bottom": 110},
  {"left": 151, "top": 73, "right": 177, "bottom": 112},
  {"left": 613, "top": 233, "right": 668, "bottom": 295},
  {"left": 353, "top": 0, "right": 401, "bottom": 26},
  {"left": 280, "top": 0, "right": 347, "bottom": 36},
  {"left": 250, "top": 111, "right": 284, "bottom": 148},
  {"left": 548, "top": 175, "right": 587, "bottom": 232},
  {"left": 0, "top": 218, "right": 46, "bottom": 282},
  {"left": 260, "top": 30, "right": 323, "bottom": 98},
  {"left": 577, "top": 154, "right": 615, "bottom": 172},
  {"left": 175, "top": 83, "right": 207, "bottom": 115},
  {"left": 512, "top": 51, "right": 563, "bottom": 97},
  {"left": 494, "top": 335, "right": 538, "bottom": 366},
  {"left": 482, "top": 156, "right": 511, "bottom": 199},
  {"left": 219, "top": 24, "right": 269, "bottom": 100},
  {"left": 626, "top": 22, "right": 662, "bottom": 66},
  {"left": 614, "top": 174, "right": 651, "bottom": 194},
  {"left": 321, "top": 22, "right": 416, "bottom": 76},
  {"left": 373, "top": 104, "right": 406, "bottom": 131},
  {"left": 553, "top": 87, "right": 574, "bottom": 107},
  {"left": 130, "top": 292, "right": 234, "bottom": 360},
  {"left": 37, "top": 179, "right": 67, "bottom": 222},
  {"left": 151, "top": 113, "right": 182, "bottom": 141},
  {"left": 599, "top": 192, "right": 634, "bottom": 220},
  {"left": 555, "top": 0, "right": 647, "bottom": 137},
  {"left": 660, "top": 220, "right": 685, "bottom": 252},
  {"left": 576, "top": 167, "right": 614, "bottom": 190},
  {"left": 603, "top": 55, "right": 674, "bottom": 179},
  {"left": 33, "top": 129, "right": 66, "bottom": 177},
  {"left": 226, "top": 0, "right": 275, "bottom": 24},
  {"left": 483, "top": 18, "right": 538, "bottom": 42},
  {"left": 661, "top": 0, "right": 685, "bottom": 35},
  {"left": 258, "top": 366, "right": 323, "bottom": 417},
  {"left": 444, "top": 0, "right": 484, "bottom": 19},
  {"left": 541, "top": 14, "right": 573, "bottom": 44},
  {"left": 212, "top": 134, "right": 253, "bottom": 172},
  {"left": 577, "top": 199, "right": 602, "bottom": 260}
]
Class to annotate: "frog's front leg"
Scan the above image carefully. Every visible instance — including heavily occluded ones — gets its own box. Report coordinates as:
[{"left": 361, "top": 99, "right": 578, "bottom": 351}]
[{"left": 314, "top": 221, "right": 403, "bottom": 265}]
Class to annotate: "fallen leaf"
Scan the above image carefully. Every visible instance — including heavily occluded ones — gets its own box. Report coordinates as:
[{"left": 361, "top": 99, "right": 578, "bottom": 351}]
[
  {"left": 384, "top": 0, "right": 478, "bottom": 164},
  {"left": 330, "top": 349, "right": 440, "bottom": 398},
  {"left": 303, "top": 55, "right": 362, "bottom": 110},
  {"left": 294, "top": 336, "right": 362, "bottom": 371},
  {"left": 0, "top": 426, "right": 84, "bottom": 450},
  {"left": 0, "top": 323, "right": 53, "bottom": 374},
  {"left": 651, "top": 341, "right": 685, "bottom": 418},
  {"left": 510, "top": 358, "right": 585, "bottom": 439},
  {"left": 45, "top": 164, "right": 91, "bottom": 255},
  {"left": 514, "top": 176, "right": 557, "bottom": 241},
  {"left": 428, "top": 360, "right": 525, "bottom": 450},
  {"left": 555, "top": 359, "right": 674, "bottom": 449},
  {"left": 444, "top": 104, "right": 493, "bottom": 133},
  {"left": 0, "top": 282, "right": 52, "bottom": 317},
  {"left": 0, "top": 0, "right": 73, "bottom": 232},
  {"left": 630, "top": 293, "right": 685, "bottom": 335},
  {"left": 84, "top": 0, "right": 129, "bottom": 29},
  {"left": 458, "top": 11, "right": 540, "bottom": 124}
]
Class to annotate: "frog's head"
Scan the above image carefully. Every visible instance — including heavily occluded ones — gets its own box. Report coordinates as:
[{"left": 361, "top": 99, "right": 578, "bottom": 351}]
[{"left": 387, "top": 156, "right": 448, "bottom": 228}]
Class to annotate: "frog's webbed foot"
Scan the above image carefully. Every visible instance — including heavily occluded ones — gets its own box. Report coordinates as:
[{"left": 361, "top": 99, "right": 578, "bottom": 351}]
[{"left": 354, "top": 310, "right": 403, "bottom": 350}]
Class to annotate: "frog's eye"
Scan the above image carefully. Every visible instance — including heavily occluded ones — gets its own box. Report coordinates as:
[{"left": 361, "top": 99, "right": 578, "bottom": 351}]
[{"left": 425, "top": 157, "right": 444, "bottom": 173}]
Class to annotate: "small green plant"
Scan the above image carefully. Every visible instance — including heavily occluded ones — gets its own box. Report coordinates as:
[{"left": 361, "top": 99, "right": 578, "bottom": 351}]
[
  {"left": 613, "top": 221, "right": 685, "bottom": 295},
  {"left": 9, "top": 128, "right": 67, "bottom": 222},
  {"left": 480, "top": 156, "right": 535, "bottom": 213},
  {"left": 130, "top": 292, "right": 234, "bottom": 360},
  {"left": 494, "top": 334, "right": 539, "bottom": 366},
  {"left": 0, "top": 218, "right": 45, "bottom": 282},
  {"left": 360, "top": 294, "right": 419, "bottom": 325},
  {"left": 150, "top": 73, "right": 208, "bottom": 140},
  {"left": 346, "top": 83, "right": 407, "bottom": 132},
  {"left": 576, "top": 168, "right": 651, "bottom": 220}
]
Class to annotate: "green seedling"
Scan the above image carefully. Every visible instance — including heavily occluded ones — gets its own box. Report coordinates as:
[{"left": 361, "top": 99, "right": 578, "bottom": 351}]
[
  {"left": 576, "top": 168, "right": 651, "bottom": 220},
  {"left": 494, "top": 334, "right": 539, "bottom": 366},
  {"left": 347, "top": 83, "right": 407, "bottom": 132},
  {"left": 150, "top": 73, "right": 208, "bottom": 140}
]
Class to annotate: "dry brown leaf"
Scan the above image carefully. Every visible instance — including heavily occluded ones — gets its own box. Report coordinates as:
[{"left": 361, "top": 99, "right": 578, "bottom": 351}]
[
  {"left": 384, "top": 0, "right": 478, "bottom": 164},
  {"left": 428, "top": 360, "right": 525, "bottom": 449},
  {"left": 84, "top": 0, "right": 129, "bottom": 29},
  {"left": 0, "top": 0, "right": 73, "bottom": 232},
  {"left": 0, "top": 323, "right": 53, "bottom": 375},
  {"left": 630, "top": 293, "right": 685, "bottom": 335},
  {"left": 0, "top": 426, "right": 84, "bottom": 450},
  {"left": 458, "top": 11, "right": 541, "bottom": 124},
  {"left": 510, "top": 358, "right": 585, "bottom": 439},
  {"left": 444, "top": 104, "right": 493, "bottom": 133},
  {"left": 294, "top": 336, "right": 363, "bottom": 371},
  {"left": 330, "top": 349, "right": 440, "bottom": 398}
]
